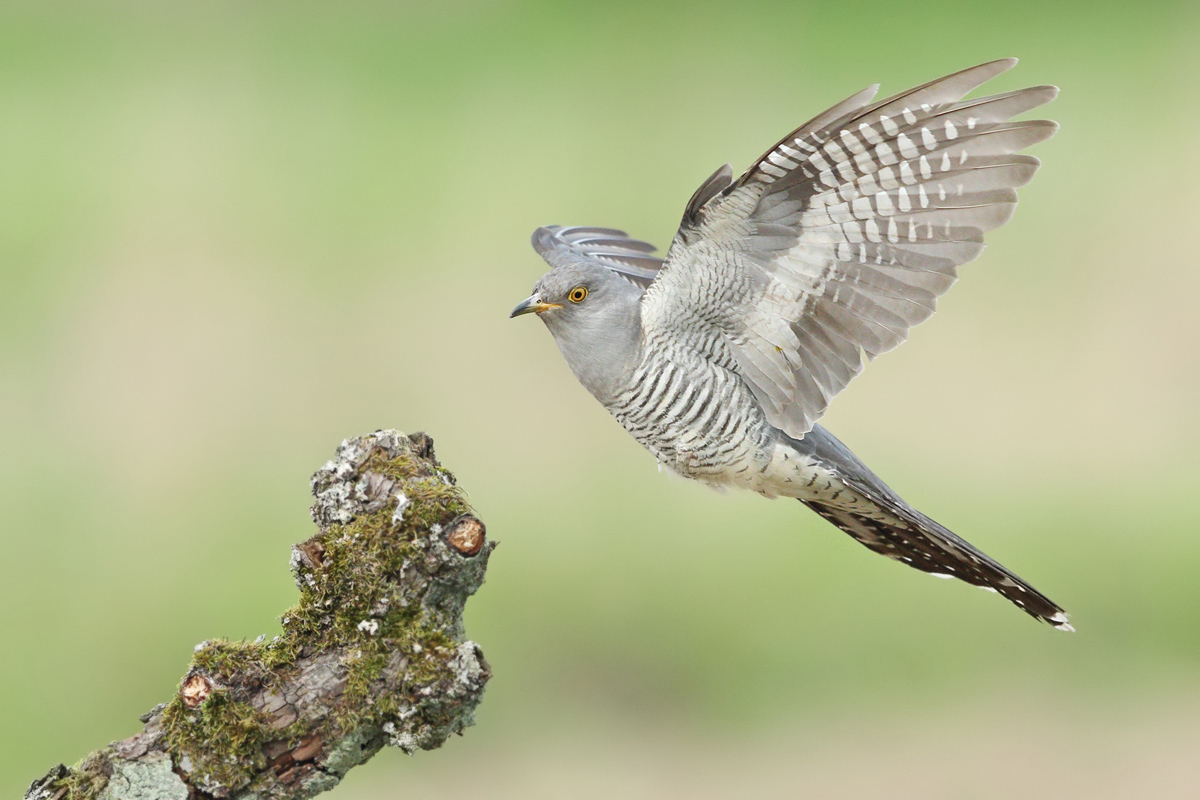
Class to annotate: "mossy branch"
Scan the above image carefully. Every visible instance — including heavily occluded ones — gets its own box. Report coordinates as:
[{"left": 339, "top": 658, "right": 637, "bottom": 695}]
[{"left": 25, "top": 430, "right": 495, "bottom": 800}]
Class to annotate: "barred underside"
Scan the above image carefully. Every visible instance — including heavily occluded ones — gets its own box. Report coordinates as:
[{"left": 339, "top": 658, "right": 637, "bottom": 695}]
[{"left": 606, "top": 340, "right": 773, "bottom": 486}]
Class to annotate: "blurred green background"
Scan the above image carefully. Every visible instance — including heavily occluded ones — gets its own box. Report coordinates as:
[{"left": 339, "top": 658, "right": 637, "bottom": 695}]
[{"left": 3, "top": 1, "right": 1198, "bottom": 797}]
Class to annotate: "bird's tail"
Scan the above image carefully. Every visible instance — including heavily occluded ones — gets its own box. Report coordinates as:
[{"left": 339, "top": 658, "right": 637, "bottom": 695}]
[{"left": 791, "top": 427, "right": 1072, "bottom": 631}]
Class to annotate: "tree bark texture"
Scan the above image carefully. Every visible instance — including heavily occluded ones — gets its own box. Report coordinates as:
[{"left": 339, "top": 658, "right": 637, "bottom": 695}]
[{"left": 25, "top": 430, "right": 495, "bottom": 800}]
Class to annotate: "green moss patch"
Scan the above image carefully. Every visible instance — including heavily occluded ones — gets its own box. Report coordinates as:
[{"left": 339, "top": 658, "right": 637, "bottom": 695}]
[
  {"left": 156, "top": 443, "right": 476, "bottom": 795},
  {"left": 161, "top": 692, "right": 271, "bottom": 795},
  {"left": 51, "top": 751, "right": 112, "bottom": 800}
]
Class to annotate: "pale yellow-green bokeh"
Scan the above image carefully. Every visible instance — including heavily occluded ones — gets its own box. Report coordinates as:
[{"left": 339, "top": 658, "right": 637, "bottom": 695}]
[{"left": 2, "top": 1, "right": 1198, "bottom": 797}]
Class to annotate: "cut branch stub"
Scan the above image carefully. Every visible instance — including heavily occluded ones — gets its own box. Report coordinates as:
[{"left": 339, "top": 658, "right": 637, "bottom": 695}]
[
  {"left": 179, "top": 673, "right": 213, "bottom": 709},
  {"left": 445, "top": 514, "right": 486, "bottom": 556},
  {"left": 26, "top": 429, "right": 495, "bottom": 800}
]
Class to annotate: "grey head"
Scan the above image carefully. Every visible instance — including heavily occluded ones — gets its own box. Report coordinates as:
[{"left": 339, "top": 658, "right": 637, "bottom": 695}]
[{"left": 510, "top": 260, "right": 644, "bottom": 406}]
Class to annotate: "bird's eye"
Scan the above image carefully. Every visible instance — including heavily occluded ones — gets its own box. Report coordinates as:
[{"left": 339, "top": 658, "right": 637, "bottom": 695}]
[{"left": 568, "top": 286, "right": 588, "bottom": 303}]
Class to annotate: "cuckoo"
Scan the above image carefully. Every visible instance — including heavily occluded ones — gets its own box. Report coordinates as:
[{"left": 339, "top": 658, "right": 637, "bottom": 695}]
[{"left": 511, "top": 60, "right": 1070, "bottom": 630}]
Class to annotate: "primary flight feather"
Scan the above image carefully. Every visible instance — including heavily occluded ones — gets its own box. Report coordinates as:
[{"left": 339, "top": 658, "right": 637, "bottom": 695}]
[{"left": 511, "top": 59, "right": 1070, "bottom": 630}]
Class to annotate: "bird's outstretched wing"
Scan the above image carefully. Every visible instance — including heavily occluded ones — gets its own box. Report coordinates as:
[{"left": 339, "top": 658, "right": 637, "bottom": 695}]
[
  {"left": 642, "top": 59, "right": 1057, "bottom": 438},
  {"left": 531, "top": 225, "right": 664, "bottom": 289}
]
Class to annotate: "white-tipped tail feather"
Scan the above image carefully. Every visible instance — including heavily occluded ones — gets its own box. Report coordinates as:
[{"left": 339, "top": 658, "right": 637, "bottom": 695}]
[{"left": 792, "top": 425, "right": 1070, "bottom": 630}]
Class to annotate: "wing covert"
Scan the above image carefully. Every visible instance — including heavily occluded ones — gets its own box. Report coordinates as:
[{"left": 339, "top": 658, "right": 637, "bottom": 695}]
[{"left": 531, "top": 225, "right": 664, "bottom": 289}]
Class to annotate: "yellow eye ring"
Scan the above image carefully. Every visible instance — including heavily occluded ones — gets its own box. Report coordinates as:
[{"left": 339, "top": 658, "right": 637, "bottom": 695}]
[{"left": 568, "top": 286, "right": 588, "bottom": 303}]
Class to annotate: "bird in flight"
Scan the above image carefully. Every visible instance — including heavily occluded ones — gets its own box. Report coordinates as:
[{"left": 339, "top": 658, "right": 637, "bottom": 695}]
[{"left": 511, "top": 60, "right": 1070, "bottom": 630}]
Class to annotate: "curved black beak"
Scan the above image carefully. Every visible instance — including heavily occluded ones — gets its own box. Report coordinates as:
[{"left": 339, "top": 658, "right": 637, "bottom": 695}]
[{"left": 510, "top": 296, "right": 562, "bottom": 318}]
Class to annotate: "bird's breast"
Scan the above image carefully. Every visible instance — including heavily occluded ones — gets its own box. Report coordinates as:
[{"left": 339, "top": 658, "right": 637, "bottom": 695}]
[{"left": 605, "top": 345, "right": 773, "bottom": 488}]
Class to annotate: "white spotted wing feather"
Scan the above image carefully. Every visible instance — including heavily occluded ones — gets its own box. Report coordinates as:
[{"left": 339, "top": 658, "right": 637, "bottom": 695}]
[{"left": 642, "top": 59, "right": 1057, "bottom": 438}]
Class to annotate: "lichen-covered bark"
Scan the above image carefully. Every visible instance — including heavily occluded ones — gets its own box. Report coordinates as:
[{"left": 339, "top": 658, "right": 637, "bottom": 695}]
[{"left": 26, "top": 430, "right": 495, "bottom": 800}]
